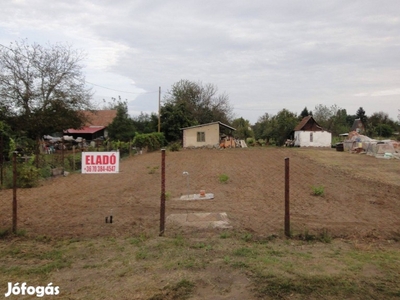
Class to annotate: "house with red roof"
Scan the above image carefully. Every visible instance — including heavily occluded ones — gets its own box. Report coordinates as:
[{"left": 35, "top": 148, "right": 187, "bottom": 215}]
[
  {"left": 293, "top": 116, "right": 332, "bottom": 147},
  {"left": 64, "top": 110, "right": 117, "bottom": 141}
]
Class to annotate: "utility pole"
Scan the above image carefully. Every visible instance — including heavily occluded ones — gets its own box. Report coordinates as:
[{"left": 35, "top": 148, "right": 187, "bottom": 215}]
[{"left": 158, "top": 86, "right": 161, "bottom": 133}]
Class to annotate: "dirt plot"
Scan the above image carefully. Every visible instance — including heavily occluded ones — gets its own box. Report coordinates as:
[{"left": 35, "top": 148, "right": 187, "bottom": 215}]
[{"left": 1, "top": 147, "right": 399, "bottom": 239}]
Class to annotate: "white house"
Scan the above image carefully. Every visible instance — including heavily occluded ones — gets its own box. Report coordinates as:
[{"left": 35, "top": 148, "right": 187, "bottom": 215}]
[
  {"left": 294, "top": 116, "right": 332, "bottom": 147},
  {"left": 181, "top": 122, "right": 236, "bottom": 148}
]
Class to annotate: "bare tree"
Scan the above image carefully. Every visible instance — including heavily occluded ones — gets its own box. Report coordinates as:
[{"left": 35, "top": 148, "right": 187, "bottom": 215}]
[{"left": 0, "top": 39, "right": 93, "bottom": 139}]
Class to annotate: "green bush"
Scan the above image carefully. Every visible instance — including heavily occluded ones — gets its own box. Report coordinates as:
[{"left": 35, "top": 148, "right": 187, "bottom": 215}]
[
  {"left": 218, "top": 173, "right": 229, "bottom": 184},
  {"left": 246, "top": 138, "right": 255, "bottom": 147},
  {"left": 133, "top": 132, "right": 166, "bottom": 152},
  {"left": 169, "top": 142, "right": 181, "bottom": 152},
  {"left": 66, "top": 153, "right": 82, "bottom": 171},
  {"left": 258, "top": 139, "right": 266, "bottom": 146},
  {"left": 3, "top": 163, "right": 40, "bottom": 188},
  {"left": 110, "top": 141, "right": 131, "bottom": 157},
  {"left": 40, "top": 165, "right": 52, "bottom": 179},
  {"left": 311, "top": 185, "right": 325, "bottom": 196}
]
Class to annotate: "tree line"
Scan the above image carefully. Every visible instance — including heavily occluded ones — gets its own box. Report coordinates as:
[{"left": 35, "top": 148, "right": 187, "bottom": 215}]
[{"left": 1, "top": 40, "right": 399, "bottom": 156}]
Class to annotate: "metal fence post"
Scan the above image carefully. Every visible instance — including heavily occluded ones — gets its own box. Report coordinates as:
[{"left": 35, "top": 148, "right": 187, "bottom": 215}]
[
  {"left": 72, "top": 145, "right": 75, "bottom": 172},
  {"left": 12, "top": 152, "right": 17, "bottom": 233},
  {"left": 61, "top": 137, "right": 64, "bottom": 175},
  {"left": 159, "top": 149, "right": 166, "bottom": 236},
  {"left": 285, "top": 157, "right": 290, "bottom": 237}
]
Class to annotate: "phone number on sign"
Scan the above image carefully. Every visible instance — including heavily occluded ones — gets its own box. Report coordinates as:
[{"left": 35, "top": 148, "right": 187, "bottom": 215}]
[{"left": 85, "top": 166, "right": 116, "bottom": 172}]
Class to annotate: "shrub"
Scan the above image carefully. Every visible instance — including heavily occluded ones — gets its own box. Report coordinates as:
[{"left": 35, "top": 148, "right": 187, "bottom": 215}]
[
  {"left": 133, "top": 132, "right": 166, "bottom": 152},
  {"left": 66, "top": 153, "right": 82, "bottom": 171},
  {"left": 246, "top": 138, "right": 255, "bottom": 147},
  {"left": 311, "top": 185, "right": 325, "bottom": 196},
  {"left": 3, "top": 162, "right": 40, "bottom": 188},
  {"left": 110, "top": 140, "right": 131, "bottom": 157},
  {"left": 169, "top": 142, "right": 181, "bottom": 152},
  {"left": 218, "top": 173, "right": 229, "bottom": 183}
]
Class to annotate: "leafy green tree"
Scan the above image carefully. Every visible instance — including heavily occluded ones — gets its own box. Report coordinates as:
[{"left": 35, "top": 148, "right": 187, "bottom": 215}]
[
  {"left": 132, "top": 112, "right": 158, "bottom": 134},
  {"left": 160, "top": 80, "right": 233, "bottom": 142},
  {"left": 232, "top": 117, "right": 254, "bottom": 139},
  {"left": 313, "top": 104, "right": 332, "bottom": 129},
  {"left": 254, "top": 109, "right": 298, "bottom": 145},
  {"left": 375, "top": 124, "right": 393, "bottom": 138},
  {"left": 252, "top": 113, "right": 275, "bottom": 144},
  {"left": 330, "top": 107, "right": 350, "bottom": 136},
  {"left": 300, "top": 107, "right": 312, "bottom": 119},
  {"left": 107, "top": 99, "right": 136, "bottom": 141},
  {"left": 160, "top": 101, "right": 195, "bottom": 142},
  {"left": 367, "top": 111, "right": 397, "bottom": 137},
  {"left": 312, "top": 104, "right": 349, "bottom": 136},
  {"left": 0, "top": 40, "right": 93, "bottom": 140},
  {"left": 271, "top": 109, "right": 298, "bottom": 146}
]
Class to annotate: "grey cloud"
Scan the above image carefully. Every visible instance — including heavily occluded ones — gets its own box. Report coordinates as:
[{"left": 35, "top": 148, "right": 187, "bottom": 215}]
[{"left": 1, "top": 0, "right": 400, "bottom": 122}]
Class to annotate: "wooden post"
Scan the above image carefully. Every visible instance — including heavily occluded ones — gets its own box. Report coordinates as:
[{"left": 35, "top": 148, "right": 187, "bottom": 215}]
[
  {"left": 61, "top": 137, "right": 64, "bottom": 175},
  {"left": 72, "top": 145, "right": 75, "bottom": 172},
  {"left": 159, "top": 149, "right": 166, "bottom": 236},
  {"left": 284, "top": 157, "right": 290, "bottom": 237},
  {"left": 12, "top": 152, "right": 17, "bottom": 233}
]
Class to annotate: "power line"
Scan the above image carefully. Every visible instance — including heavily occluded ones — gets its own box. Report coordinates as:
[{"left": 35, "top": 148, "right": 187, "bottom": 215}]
[
  {"left": 234, "top": 107, "right": 277, "bottom": 111},
  {"left": 86, "top": 81, "right": 159, "bottom": 95}
]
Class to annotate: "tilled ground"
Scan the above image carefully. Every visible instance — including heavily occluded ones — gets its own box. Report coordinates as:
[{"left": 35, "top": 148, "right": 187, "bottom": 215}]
[{"left": 1, "top": 147, "right": 399, "bottom": 239}]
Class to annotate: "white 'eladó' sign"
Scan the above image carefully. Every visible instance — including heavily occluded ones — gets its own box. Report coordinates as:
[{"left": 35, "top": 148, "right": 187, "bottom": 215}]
[{"left": 82, "top": 152, "right": 119, "bottom": 174}]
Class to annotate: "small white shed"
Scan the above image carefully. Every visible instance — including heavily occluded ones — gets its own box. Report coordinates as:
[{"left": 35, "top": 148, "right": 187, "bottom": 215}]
[
  {"left": 294, "top": 116, "right": 332, "bottom": 147},
  {"left": 181, "top": 122, "right": 236, "bottom": 148}
]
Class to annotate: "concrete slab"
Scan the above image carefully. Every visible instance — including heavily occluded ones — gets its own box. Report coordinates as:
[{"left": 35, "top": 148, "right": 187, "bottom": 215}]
[
  {"left": 179, "top": 193, "right": 214, "bottom": 200},
  {"left": 167, "top": 212, "right": 231, "bottom": 229}
]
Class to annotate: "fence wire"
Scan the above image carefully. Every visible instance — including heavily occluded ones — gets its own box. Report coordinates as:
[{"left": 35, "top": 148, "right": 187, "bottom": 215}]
[{"left": 1, "top": 147, "right": 399, "bottom": 239}]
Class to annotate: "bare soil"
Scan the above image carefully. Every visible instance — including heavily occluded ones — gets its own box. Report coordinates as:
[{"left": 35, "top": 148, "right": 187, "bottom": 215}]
[{"left": 1, "top": 147, "right": 399, "bottom": 240}]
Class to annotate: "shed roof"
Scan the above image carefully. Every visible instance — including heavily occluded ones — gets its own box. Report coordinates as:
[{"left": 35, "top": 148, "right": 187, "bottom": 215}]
[
  {"left": 180, "top": 121, "right": 236, "bottom": 131},
  {"left": 294, "top": 116, "right": 324, "bottom": 131},
  {"left": 81, "top": 110, "right": 117, "bottom": 127},
  {"left": 65, "top": 126, "right": 105, "bottom": 134}
]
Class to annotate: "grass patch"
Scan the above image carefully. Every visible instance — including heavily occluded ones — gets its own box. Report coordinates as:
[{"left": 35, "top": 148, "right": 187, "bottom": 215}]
[
  {"left": 253, "top": 274, "right": 357, "bottom": 298},
  {"left": 149, "top": 279, "right": 195, "bottom": 300},
  {"left": 311, "top": 185, "right": 325, "bottom": 196},
  {"left": 219, "top": 231, "right": 231, "bottom": 239},
  {"left": 296, "top": 229, "right": 332, "bottom": 243},
  {"left": 0, "top": 231, "right": 398, "bottom": 298},
  {"left": 218, "top": 173, "right": 229, "bottom": 183},
  {"left": 0, "top": 228, "right": 11, "bottom": 239},
  {"left": 233, "top": 247, "right": 257, "bottom": 258}
]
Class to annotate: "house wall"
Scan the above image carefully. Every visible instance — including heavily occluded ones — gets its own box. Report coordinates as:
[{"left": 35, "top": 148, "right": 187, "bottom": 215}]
[
  {"left": 294, "top": 131, "right": 332, "bottom": 147},
  {"left": 183, "top": 123, "right": 220, "bottom": 148}
]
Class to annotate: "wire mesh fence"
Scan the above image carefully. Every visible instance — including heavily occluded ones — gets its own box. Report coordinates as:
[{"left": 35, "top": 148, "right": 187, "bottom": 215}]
[{"left": 1, "top": 147, "right": 399, "bottom": 239}]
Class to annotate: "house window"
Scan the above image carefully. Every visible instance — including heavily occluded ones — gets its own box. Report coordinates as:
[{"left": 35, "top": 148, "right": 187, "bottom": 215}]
[
  {"left": 197, "top": 131, "right": 205, "bottom": 142},
  {"left": 310, "top": 132, "right": 313, "bottom": 142}
]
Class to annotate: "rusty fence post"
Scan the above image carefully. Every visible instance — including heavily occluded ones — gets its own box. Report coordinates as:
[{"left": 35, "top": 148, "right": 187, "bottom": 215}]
[
  {"left": 61, "top": 137, "right": 64, "bottom": 175},
  {"left": 159, "top": 149, "right": 166, "bottom": 236},
  {"left": 72, "top": 145, "right": 75, "bottom": 172},
  {"left": 12, "top": 152, "right": 17, "bottom": 234},
  {"left": 284, "top": 157, "right": 290, "bottom": 237}
]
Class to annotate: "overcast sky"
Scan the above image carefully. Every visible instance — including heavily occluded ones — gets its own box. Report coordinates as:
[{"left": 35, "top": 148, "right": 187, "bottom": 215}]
[{"left": 1, "top": 0, "right": 400, "bottom": 124}]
